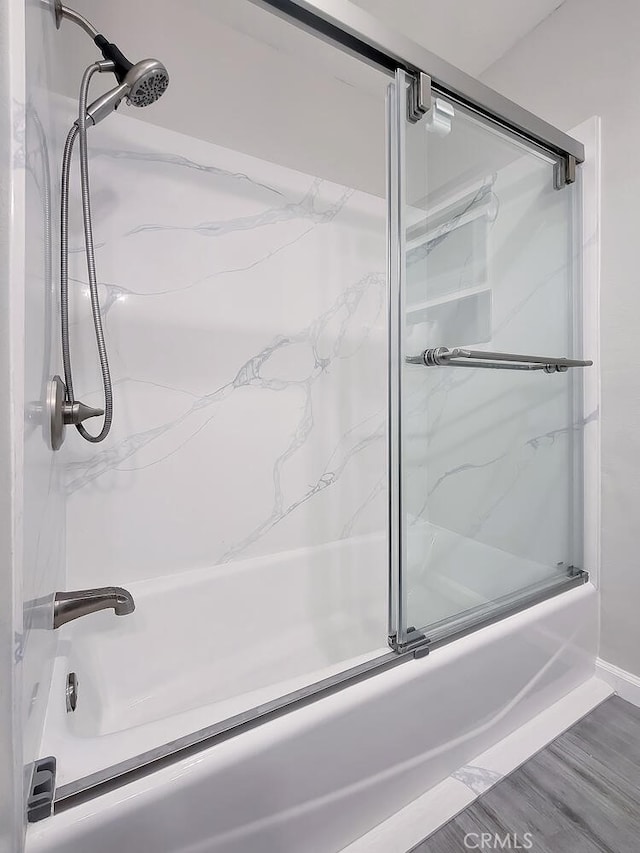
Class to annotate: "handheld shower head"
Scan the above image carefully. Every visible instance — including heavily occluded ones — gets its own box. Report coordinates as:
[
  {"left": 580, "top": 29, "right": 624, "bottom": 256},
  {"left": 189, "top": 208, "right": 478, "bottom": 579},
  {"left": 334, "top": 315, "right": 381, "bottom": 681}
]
[
  {"left": 92, "top": 32, "right": 169, "bottom": 110},
  {"left": 54, "top": 6, "right": 169, "bottom": 126},
  {"left": 125, "top": 58, "right": 170, "bottom": 107},
  {"left": 55, "top": 4, "right": 170, "bottom": 100},
  {"left": 83, "top": 59, "right": 169, "bottom": 126}
]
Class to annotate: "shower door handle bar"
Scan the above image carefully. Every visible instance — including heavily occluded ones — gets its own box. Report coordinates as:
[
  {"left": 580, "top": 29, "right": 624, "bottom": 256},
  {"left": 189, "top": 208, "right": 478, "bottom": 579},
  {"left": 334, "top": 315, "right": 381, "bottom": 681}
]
[{"left": 407, "top": 347, "right": 593, "bottom": 373}]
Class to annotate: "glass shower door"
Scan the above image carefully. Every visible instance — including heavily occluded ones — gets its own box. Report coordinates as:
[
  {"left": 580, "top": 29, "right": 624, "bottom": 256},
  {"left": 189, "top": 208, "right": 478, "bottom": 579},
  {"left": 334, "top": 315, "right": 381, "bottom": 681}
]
[{"left": 388, "top": 71, "right": 590, "bottom": 652}]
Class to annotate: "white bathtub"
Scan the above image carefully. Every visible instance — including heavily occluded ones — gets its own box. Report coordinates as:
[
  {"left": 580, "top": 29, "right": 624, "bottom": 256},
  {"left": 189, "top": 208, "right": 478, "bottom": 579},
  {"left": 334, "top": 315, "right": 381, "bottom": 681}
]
[
  {"left": 39, "top": 536, "right": 390, "bottom": 788},
  {"left": 29, "top": 532, "right": 598, "bottom": 853}
]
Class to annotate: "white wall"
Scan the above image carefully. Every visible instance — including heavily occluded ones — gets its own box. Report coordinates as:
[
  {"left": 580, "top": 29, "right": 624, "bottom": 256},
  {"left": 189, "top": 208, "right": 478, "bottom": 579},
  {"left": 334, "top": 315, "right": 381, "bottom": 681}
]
[
  {"left": 0, "top": 2, "right": 69, "bottom": 849},
  {"left": 62, "top": 107, "right": 388, "bottom": 586},
  {"left": 21, "top": 0, "right": 68, "bottom": 801},
  {"left": 3, "top": 0, "right": 389, "bottom": 837},
  {"left": 351, "top": 0, "right": 567, "bottom": 76},
  {"left": 482, "top": 0, "right": 638, "bottom": 676},
  {"left": 52, "top": 0, "right": 389, "bottom": 194},
  {"left": 0, "top": 0, "right": 25, "bottom": 850},
  {"left": 45, "top": 0, "right": 390, "bottom": 589}
]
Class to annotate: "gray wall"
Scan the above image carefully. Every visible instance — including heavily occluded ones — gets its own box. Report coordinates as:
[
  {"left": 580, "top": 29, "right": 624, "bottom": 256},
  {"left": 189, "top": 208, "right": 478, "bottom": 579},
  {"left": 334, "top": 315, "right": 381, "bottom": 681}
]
[{"left": 482, "top": 0, "right": 640, "bottom": 676}]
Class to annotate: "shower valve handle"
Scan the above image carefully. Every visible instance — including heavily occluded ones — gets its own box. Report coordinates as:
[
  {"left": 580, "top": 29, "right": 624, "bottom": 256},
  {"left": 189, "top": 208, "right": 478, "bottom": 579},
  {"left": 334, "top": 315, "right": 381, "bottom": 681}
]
[{"left": 47, "top": 375, "right": 104, "bottom": 451}]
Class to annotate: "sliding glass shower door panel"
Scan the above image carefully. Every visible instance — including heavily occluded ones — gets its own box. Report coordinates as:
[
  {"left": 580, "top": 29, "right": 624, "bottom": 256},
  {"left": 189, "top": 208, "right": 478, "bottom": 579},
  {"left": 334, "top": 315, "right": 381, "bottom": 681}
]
[{"left": 388, "top": 71, "right": 586, "bottom": 650}]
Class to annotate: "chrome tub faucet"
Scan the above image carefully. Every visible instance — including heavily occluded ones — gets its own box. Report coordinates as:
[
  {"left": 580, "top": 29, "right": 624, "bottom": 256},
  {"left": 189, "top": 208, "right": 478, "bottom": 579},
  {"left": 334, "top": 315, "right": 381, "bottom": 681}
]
[{"left": 53, "top": 587, "right": 135, "bottom": 628}]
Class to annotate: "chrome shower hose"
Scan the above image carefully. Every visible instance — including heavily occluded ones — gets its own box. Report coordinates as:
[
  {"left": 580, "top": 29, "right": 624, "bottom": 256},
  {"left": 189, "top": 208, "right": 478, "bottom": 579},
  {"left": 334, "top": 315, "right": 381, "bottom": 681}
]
[{"left": 60, "top": 61, "right": 113, "bottom": 442}]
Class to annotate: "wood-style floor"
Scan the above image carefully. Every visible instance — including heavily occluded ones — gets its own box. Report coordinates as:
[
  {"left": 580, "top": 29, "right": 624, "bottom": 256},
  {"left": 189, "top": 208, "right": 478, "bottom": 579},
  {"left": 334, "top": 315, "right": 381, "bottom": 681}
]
[{"left": 411, "top": 695, "right": 640, "bottom": 853}]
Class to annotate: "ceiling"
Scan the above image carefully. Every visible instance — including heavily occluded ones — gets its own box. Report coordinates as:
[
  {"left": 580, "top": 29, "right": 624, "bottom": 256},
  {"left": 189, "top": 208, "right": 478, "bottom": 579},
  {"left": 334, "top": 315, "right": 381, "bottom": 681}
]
[{"left": 350, "top": 0, "right": 566, "bottom": 76}]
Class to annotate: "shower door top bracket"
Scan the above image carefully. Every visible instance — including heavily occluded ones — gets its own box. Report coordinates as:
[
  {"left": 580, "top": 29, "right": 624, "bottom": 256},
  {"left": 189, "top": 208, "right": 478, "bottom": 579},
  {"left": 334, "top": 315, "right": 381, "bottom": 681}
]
[{"left": 407, "top": 72, "right": 431, "bottom": 123}]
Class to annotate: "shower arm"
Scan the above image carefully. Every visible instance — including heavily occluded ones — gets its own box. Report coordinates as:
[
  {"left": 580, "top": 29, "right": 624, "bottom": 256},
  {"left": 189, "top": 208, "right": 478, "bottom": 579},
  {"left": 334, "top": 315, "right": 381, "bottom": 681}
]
[
  {"left": 51, "top": 1, "right": 141, "bottom": 86},
  {"left": 52, "top": 0, "right": 99, "bottom": 39}
]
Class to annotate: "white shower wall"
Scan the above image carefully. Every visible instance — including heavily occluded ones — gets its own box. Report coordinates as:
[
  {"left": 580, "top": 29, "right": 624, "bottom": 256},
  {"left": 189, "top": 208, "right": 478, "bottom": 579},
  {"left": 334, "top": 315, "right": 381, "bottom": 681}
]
[
  {"left": 0, "top": 3, "right": 71, "bottom": 850},
  {"left": 21, "top": 2, "right": 68, "bottom": 774},
  {"left": 62, "top": 101, "right": 597, "bottom": 605},
  {"left": 63, "top": 110, "right": 389, "bottom": 587}
]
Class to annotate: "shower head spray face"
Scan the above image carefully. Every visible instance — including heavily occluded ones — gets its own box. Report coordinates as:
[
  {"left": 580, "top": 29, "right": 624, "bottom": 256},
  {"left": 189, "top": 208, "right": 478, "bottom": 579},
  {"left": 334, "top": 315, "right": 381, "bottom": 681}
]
[
  {"left": 83, "top": 58, "right": 169, "bottom": 126},
  {"left": 125, "top": 59, "right": 170, "bottom": 107}
]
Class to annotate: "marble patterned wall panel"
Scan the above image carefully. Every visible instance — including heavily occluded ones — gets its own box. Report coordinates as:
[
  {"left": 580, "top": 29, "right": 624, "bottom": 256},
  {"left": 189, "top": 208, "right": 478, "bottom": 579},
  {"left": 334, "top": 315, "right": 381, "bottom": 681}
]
[
  {"left": 20, "top": 0, "right": 69, "bottom": 808},
  {"left": 63, "top": 111, "right": 387, "bottom": 586}
]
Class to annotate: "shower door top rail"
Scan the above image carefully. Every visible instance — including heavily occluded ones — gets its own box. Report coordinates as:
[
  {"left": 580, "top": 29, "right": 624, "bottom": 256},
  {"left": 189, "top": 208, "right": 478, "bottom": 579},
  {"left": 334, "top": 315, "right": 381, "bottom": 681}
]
[
  {"left": 250, "top": 0, "right": 585, "bottom": 164},
  {"left": 407, "top": 346, "right": 593, "bottom": 373}
]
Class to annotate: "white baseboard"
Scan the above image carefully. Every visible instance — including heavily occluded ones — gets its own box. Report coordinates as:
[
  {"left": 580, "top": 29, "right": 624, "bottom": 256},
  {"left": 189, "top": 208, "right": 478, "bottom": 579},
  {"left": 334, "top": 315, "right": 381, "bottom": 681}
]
[{"left": 596, "top": 658, "right": 640, "bottom": 708}]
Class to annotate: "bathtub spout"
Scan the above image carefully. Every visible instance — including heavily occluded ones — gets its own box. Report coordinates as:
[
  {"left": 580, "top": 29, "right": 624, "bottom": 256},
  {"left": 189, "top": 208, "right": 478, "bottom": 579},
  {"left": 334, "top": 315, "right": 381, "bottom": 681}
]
[{"left": 53, "top": 587, "right": 135, "bottom": 628}]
